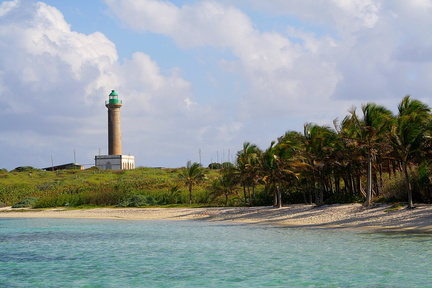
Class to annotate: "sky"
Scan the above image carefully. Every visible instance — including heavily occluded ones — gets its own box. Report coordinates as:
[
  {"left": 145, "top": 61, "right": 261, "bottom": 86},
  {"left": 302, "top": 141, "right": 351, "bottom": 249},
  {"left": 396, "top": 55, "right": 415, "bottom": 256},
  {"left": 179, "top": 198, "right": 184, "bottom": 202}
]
[{"left": 1, "top": 0, "right": 432, "bottom": 170}]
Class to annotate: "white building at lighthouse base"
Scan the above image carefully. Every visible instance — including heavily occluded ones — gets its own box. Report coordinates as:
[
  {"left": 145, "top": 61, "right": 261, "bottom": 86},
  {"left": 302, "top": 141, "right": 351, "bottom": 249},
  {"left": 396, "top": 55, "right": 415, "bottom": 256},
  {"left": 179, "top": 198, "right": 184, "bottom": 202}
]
[{"left": 95, "top": 155, "right": 135, "bottom": 170}]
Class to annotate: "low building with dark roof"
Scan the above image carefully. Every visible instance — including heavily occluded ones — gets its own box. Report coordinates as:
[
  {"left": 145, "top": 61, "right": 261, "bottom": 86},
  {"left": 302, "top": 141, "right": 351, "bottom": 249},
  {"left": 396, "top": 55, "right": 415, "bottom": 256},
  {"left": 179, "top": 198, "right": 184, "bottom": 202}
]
[{"left": 42, "top": 163, "right": 84, "bottom": 171}]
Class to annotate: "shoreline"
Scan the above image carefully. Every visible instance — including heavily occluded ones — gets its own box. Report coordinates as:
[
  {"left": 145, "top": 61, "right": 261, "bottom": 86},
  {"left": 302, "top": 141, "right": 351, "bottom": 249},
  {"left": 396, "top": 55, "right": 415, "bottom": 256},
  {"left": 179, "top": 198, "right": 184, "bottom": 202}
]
[{"left": 1, "top": 204, "right": 432, "bottom": 233}]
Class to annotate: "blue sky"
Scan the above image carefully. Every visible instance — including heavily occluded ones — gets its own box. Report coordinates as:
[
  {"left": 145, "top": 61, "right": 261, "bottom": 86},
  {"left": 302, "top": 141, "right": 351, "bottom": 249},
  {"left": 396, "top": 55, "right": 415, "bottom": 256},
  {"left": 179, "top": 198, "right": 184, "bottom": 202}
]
[{"left": 1, "top": 0, "right": 432, "bottom": 170}]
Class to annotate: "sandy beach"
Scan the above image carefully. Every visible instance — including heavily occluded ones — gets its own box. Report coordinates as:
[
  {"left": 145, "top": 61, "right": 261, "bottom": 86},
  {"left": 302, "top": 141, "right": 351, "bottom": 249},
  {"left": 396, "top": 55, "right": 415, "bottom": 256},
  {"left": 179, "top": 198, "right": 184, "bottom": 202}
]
[{"left": 1, "top": 204, "right": 432, "bottom": 232}]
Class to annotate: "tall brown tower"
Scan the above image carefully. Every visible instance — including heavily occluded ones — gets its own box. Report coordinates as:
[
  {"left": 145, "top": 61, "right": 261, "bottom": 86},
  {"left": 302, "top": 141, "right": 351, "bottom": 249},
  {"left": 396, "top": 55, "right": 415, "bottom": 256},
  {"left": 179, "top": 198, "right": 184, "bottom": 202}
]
[{"left": 106, "top": 90, "right": 122, "bottom": 155}]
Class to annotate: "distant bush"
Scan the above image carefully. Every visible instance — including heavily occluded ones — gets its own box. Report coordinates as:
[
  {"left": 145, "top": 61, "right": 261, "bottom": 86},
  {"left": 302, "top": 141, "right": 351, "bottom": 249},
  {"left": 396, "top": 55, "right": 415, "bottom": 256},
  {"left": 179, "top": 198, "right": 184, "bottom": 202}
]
[
  {"left": 117, "top": 195, "right": 159, "bottom": 207},
  {"left": 0, "top": 168, "right": 8, "bottom": 174},
  {"left": 12, "top": 197, "right": 40, "bottom": 208},
  {"left": 221, "top": 162, "right": 235, "bottom": 169},
  {"left": 11, "top": 166, "right": 39, "bottom": 173},
  {"left": 208, "top": 163, "right": 222, "bottom": 169}
]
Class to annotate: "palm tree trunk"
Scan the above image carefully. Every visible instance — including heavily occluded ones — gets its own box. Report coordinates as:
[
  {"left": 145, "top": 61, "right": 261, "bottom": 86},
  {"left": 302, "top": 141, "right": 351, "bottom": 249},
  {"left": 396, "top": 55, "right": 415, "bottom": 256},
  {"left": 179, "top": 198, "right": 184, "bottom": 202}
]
[
  {"left": 403, "top": 162, "right": 414, "bottom": 208},
  {"left": 308, "top": 186, "right": 313, "bottom": 205},
  {"left": 335, "top": 175, "right": 340, "bottom": 198},
  {"left": 319, "top": 173, "right": 325, "bottom": 205},
  {"left": 276, "top": 180, "right": 282, "bottom": 208},
  {"left": 366, "top": 153, "right": 372, "bottom": 207},
  {"left": 378, "top": 163, "right": 384, "bottom": 195},
  {"left": 357, "top": 174, "right": 365, "bottom": 197},
  {"left": 303, "top": 188, "right": 307, "bottom": 204},
  {"left": 188, "top": 183, "right": 193, "bottom": 204},
  {"left": 314, "top": 185, "right": 319, "bottom": 205},
  {"left": 350, "top": 174, "right": 356, "bottom": 197}
]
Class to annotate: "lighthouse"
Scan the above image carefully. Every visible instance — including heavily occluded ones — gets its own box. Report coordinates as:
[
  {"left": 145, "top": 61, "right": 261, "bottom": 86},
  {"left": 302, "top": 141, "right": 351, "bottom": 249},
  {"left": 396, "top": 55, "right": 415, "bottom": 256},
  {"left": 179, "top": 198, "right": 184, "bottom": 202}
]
[
  {"left": 106, "top": 90, "right": 122, "bottom": 155},
  {"left": 94, "top": 90, "right": 135, "bottom": 170}
]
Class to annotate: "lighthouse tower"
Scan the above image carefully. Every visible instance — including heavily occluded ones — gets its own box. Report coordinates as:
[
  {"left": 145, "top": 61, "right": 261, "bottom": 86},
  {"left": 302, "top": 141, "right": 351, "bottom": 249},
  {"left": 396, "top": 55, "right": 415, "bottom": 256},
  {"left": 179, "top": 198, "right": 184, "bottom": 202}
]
[
  {"left": 94, "top": 90, "right": 135, "bottom": 170},
  {"left": 106, "top": 90, "right": 122, "bottom": 155}
]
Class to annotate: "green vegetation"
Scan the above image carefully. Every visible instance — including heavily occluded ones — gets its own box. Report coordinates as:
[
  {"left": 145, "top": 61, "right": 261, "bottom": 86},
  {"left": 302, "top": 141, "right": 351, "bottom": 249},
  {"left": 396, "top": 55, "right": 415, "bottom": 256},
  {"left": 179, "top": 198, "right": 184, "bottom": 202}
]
[
  {"left": 0, "top": 167, "right": 221, "bottom": 208},
  {"left": 1, "top": 96, "right": 431, "bottom": 209},
  {"left": 117, "top": 195, "right": 160, "bottom": 207},
  {"left": 12, "top": 197, "right": 40, "bottom": 208},
  {"left": 178, "top": 161, "right": 207, "bottom": 204}
]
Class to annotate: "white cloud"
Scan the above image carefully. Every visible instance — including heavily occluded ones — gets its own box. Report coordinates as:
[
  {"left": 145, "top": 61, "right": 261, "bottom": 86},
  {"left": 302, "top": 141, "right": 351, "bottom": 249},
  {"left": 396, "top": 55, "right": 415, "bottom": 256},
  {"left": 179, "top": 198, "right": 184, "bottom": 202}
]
[
  {"left": 105, "top": 0, "right": 342, "bottom": 120},
  {"left": 0, "top": 1, "right": 118, "bottom": 112},
  {"left": 0, "top": 0, "right": 18, "bottom": 17},
  {"left": 106, "top": 0, "right": 432, "bottom": 137},
  {"left": 228, "top": 0, "right": 381, "bottom": 34},
  {"left": 0, "top": 0, "right": 206, "bottom": 168}
]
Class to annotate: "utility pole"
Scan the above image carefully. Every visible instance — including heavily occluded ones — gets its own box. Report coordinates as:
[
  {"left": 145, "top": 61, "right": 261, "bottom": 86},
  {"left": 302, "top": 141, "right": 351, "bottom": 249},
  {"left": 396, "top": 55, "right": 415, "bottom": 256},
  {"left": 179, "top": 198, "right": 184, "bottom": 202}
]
[{"left": 199, "top": 149, "right": 202, "bottom": 166}]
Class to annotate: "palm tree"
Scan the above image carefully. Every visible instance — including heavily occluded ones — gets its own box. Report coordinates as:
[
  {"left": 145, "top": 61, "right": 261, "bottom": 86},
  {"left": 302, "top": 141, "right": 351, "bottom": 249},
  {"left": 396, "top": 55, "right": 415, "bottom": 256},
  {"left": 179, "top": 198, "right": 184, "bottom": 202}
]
[
  {"left": 210, "top": 167, "right": 239, "bottom": 206},
  {"left": 342, "top": 103, "right": 393, "bottom": 206},
  {"left": 260, "top": 132, "right": 308, "bottom": 208},
  {"left": 334, "top": 117, "right": 366, "bottom": 200},
  {"left": 260, "top": 142, "right": 284, "bottom": 208},
  {"left": 389, "top": 96, "right": 431, "bottom": 208},
  {"left": 178, "top": 161, "right": 206, "bottom": 204},
  {"left": 303, "top": 123, "right": 340, "bottom": 205},
  {"left": 236, "top": 142, "right": 262, "bottom": 205}
]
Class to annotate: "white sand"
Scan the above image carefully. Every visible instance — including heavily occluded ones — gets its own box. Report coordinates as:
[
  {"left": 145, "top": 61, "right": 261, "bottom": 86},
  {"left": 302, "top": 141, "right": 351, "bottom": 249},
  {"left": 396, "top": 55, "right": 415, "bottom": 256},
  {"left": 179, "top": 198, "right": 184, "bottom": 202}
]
[{"left": 1, "top": 204, "right": 431, "bottom": 232}]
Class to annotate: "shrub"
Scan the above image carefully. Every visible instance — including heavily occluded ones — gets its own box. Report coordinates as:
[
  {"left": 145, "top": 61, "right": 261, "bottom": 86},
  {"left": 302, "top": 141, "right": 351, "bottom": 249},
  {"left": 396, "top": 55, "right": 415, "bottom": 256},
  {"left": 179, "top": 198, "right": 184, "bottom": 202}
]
[
  {"left": 12, "top": 197, "right": 40, "bottom": 208},
  {"left": 381, "top": 174, "right": 407, "bottom": 202},
  {"left": 208, "top": 163, "right": 222, "bottom": 169},
  {"left": 34, "top": 194, "right": 79, "bottom": 208},
  {"left": 11, "top": 166, "right": 38, "bottom": 172},
  {"left": 193, "top": 189, "right": 211, "bottom": 204},
  {"left": 160, "top": 185, "right": 182, "bottom": 204},
  {"left": 382, "top": 168, "right": 431, "bottom": 203},
  {"left": 117, "top": 195, "right": 159, "bottom": 207}
]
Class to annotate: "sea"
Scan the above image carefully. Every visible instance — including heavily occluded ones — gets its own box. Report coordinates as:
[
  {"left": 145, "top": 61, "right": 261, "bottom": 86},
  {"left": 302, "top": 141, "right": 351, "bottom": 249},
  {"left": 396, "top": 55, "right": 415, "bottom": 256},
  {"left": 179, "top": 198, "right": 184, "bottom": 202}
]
[{"left": 0, "top": 218, "right": 431, "bottom": 288}]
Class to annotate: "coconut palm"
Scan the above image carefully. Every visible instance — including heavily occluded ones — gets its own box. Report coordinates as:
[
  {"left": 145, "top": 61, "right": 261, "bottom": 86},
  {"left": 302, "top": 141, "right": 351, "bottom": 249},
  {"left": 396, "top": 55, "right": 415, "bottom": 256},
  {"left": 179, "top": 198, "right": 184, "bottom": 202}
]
[
  {"left": 341, "top": 103, "right": 393, "bottom": 206},
  {"left": 178, "top": 161, "right": 206, "bottom": 204},
  {"left": 260, "top": 132, "right": 308, "bottom": 208},
  {"left": 303, "top": 123, "right": 340, "bottom": 205},
  {"left": 210, "top": 167, "right": 239, "bottom": 206},
  {"left": 389, "top": 96, "right": 431, "bottom": 208},
  {"left": 334, "top": 117, "right": 367, "bottom": 200},
  {"left": 236, "top": 142, "right": 262, "bottom": 205}
]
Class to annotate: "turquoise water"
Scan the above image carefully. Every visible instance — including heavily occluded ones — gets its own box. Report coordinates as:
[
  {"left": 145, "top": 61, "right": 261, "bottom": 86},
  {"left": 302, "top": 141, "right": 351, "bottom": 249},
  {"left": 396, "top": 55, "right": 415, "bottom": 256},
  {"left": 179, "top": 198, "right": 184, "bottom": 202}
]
[{"left": 1, "top": 218, "right": 431, "bottom": 287}]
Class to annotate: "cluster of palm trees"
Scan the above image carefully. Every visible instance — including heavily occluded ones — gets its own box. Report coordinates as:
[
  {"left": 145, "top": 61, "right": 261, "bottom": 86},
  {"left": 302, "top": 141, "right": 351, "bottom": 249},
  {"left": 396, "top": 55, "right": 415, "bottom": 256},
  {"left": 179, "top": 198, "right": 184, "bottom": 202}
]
[{"left": 181, "top": 96, "right": 432, "bottom": 208}]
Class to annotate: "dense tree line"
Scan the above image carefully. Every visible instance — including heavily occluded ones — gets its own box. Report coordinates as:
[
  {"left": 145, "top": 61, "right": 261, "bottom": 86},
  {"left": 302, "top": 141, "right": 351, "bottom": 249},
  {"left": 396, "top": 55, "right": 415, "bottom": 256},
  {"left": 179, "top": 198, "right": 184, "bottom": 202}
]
[{"left": 203, "top": 96, "right": 432, "bottom": 208}]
